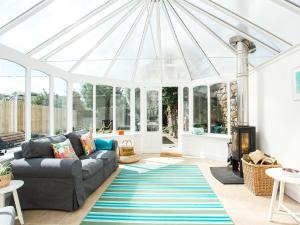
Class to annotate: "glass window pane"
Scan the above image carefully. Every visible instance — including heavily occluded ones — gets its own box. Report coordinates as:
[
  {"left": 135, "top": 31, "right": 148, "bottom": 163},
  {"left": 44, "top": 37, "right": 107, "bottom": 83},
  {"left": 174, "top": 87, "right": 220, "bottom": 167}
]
[
  {"left": 193, "top": 86, "right": 208, "bottom": 132},
  {"left": 147, "top": 90, "right": 159, "bottom": 132},
  {"left": 73, "top": 83, "right": 93, "bottom": 131},
  {"left": 0, "top": 59, "right": 25, "bottom": 149},
  {"left": 31, "top": 70, "right": 49, "bottom": 138},
  {"left": 54, "top": 77, "right": 67, "bottom": 135},
  {"left": 210, "top": 83, "right": 227, "bottom": 134},
  {"left": 183, "top": 87, "right": 189, "bottom": 132},
  {"left": 116, "top": 87, "right": 130, "bottom": 130},
  {"left": 96, "top": 85, "right": 113, "bottom": 133},
  {"left": 135, "top": 88, "right": 141, "bottom": 132},
  {"left": 230, "top": 81, "right": 238, "bottom": 130}
]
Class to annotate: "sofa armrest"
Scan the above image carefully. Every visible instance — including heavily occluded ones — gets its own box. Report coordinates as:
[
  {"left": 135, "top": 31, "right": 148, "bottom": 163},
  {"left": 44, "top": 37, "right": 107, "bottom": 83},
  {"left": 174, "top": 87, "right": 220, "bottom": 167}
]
[
  {"left": 112, "top": 140, "right": 118, "bottom": 151},
  {"left": 11, "top": 158, "right": 82, "bottom": 179}
]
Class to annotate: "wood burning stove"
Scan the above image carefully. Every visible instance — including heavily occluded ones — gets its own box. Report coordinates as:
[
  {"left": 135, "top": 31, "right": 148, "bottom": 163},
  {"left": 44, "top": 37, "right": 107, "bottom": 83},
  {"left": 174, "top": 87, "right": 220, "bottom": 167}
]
[{"left": 231, "top": 126, "right": 256, "bottom": 177}]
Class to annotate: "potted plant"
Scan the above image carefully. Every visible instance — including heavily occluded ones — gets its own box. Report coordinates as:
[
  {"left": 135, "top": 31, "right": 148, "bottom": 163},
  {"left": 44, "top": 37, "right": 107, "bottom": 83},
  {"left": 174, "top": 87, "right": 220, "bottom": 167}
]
[
  {"left": 193, "top": 124, "right": 205, "bottom": 135},
  {"left": 0, "top": 162, "right": 12, "bottom": 188}
]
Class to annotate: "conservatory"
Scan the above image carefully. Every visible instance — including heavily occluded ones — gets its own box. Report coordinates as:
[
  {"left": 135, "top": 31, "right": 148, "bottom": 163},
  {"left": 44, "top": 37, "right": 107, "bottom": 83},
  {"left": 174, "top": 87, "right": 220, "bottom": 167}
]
[{"left": 0, "top": 0, "right": 300, "bottom": 225}]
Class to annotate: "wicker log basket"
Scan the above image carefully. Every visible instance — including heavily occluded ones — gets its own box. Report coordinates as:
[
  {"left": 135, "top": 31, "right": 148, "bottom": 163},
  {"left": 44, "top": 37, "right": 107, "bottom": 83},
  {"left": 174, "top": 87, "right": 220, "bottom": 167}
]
[{"left": 242, "top": 153, "right": 281, "bottom": 196}]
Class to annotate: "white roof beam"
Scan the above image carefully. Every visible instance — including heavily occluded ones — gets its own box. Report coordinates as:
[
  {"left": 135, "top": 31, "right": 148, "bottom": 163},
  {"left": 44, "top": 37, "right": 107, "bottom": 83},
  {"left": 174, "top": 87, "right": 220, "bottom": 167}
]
[
  {"left": 200, "top": 0, "right": 293, "bottom": 47},
  {"left": 0, "top": 0, "right": 55, "bottom": 36},
  {"left": 148, "top": 6, "right": 158, "bottom": 58},
  {"left": 166, "top": 0, "right": 220, "bottom": 78},
  {"left": 173, "top": 0, "right": 254, "bottom": 68},
  {"left": 40, "top": 0, "right": 137, "bottom": 61},
  {"left": 69, "top": 2, "right": 143, "bottom": 73},
  {"left": 104, "top": 3, "right": 147, "bottom": 78},
  {"left": 161, "top": 1, "right": 192, "bottom": 81},
  {"left": 271, "top": 0, "right": 300, "bottom": 15},
  {"left": 131, "top": 0, "right": 155, "bottom": 82},
  {"left": 178, "top": 0, "right": 281, "bottom": 54},
  {"left": 156, "top": 2, "right": 163, "bottom": 83},
  {"left": 27, "top": 0, "right": 120, "bottom": 56},
  {"left": 173, "top": 0, "right": 235, "bottom": 55}
]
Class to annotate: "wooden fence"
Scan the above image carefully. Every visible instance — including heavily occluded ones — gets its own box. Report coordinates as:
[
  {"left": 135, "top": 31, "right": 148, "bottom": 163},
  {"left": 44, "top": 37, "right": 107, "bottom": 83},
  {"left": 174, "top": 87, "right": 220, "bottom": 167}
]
[{"left": 0, "top": 100, "right": 70, "bottom": 135}]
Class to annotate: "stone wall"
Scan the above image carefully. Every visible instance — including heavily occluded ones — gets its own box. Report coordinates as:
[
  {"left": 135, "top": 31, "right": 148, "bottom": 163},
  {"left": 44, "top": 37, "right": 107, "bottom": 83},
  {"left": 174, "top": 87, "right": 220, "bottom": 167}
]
[
  {"left": 230, "top": 81, "right": 238, "bottom": 128},
  {"left": 210, "top": 82, "right": 238, "bottom": 133}
]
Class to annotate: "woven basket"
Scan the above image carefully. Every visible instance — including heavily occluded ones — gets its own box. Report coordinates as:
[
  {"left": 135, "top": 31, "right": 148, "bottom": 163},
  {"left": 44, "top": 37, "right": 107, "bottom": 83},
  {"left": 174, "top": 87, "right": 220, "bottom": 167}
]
[
  {"left": 119, "top": 140, "right": 134, "bottom": 156},
  {"left": 119, "top": 154, "right": 141, "bottom": 164},
  {"left": 242, "top": 158, "right": 281, "bottom": 196},
  {"left": 0, "top": 173, "right": 11, "bottom": 188}
]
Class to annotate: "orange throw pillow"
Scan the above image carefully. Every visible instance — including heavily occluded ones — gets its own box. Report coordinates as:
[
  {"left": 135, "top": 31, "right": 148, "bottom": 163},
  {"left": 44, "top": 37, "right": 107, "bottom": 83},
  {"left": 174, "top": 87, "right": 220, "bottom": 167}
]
[{"left": 80, "top": 134, "right": 96, "bottom": 156}]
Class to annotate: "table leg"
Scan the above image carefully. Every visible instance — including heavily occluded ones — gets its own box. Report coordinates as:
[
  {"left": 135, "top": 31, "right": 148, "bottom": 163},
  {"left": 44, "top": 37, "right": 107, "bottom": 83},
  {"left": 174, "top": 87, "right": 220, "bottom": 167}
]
[
  {"left": 268, "top": 180, "right": 279, "bottom": 221},
  {"left": 0, "top": 193, "right": 5, "bottom": 208},
  {"left": 12, "top": 190, "right": 24, "bottom": 225},
  {"left": 278, "top": 181, "right": 285, "bottom": 211}
]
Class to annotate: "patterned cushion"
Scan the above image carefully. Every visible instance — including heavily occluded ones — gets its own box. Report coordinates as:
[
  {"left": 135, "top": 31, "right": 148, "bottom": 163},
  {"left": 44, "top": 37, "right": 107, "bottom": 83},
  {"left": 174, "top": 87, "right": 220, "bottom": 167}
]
[
  {"left": 51, "top": 139, "right": 78, "bottom": 159},
  {"left": 80, "top": 134, "right": 96, "bottom": 156}
]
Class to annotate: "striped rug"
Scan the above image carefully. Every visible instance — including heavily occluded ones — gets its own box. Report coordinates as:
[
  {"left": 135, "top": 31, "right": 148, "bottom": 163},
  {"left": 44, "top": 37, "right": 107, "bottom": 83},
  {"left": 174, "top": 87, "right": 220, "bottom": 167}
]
[{"left": 81, "top": 164, "right": 234, "bottom": 225}]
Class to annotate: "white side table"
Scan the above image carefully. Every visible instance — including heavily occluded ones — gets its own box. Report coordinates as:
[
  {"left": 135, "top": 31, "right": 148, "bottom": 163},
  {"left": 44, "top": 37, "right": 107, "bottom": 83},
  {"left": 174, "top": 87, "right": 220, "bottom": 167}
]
[
  {"left": 0, "top": 180, "right": 24, "bottom": 225},
  {"left": 266, "top": 168, "right": 300, "bottom": 223}
]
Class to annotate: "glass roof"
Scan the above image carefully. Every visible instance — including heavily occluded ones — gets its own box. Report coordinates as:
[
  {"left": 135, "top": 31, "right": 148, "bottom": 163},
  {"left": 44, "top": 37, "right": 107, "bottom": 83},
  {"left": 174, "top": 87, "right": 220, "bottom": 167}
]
[{"left": 0, "top": 0, "right": 299, "bottom": 83}]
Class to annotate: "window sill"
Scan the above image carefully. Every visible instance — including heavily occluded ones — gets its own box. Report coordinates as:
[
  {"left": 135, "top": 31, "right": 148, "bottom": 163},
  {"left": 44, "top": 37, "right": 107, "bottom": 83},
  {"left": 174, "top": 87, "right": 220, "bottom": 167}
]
[
  {"left": 181, "top": 132, "right": 231, "bottom": 139},
  {"left": 94, "top": 132, "right": 142, "bottom": 138}
]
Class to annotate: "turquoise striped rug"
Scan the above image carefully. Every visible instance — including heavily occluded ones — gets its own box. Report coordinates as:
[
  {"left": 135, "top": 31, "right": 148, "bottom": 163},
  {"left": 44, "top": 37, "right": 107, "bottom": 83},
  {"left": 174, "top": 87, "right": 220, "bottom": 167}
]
[{"left": 81, "top": 164, "right": 234, "bottom": 225}]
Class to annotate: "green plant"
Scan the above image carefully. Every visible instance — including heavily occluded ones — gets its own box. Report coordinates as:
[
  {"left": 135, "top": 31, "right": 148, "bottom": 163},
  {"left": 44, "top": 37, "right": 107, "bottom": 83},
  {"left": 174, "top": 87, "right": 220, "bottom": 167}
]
[
  {"left": 193, "top": 124, "right": 203, "bottom": 128},
  {"left": 0, "top": 162, "right": 11, "bottom": 176}
]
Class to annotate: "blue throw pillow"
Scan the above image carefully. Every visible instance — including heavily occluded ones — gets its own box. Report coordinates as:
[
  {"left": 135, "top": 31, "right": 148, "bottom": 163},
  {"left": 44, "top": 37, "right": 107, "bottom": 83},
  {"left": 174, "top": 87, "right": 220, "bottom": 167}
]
[{"left": 94, "top": 138, "right": 113, "bottom": 150}]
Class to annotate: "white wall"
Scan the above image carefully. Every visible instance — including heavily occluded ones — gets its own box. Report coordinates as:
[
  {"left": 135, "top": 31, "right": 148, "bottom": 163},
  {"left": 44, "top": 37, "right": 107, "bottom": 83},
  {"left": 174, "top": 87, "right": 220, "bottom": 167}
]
[
  {"left": 249, "top": 45, "right": 300, "bottom": 202},
  {"left": 181, "top": 133, "right": 230, "bottom": 162}
]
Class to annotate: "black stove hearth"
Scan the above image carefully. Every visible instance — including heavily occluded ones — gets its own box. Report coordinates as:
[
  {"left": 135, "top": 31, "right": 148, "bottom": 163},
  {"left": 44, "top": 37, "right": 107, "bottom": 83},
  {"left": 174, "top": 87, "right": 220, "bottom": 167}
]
[{"left": 231, "top": 126, "right": 256, "bottom": 177}]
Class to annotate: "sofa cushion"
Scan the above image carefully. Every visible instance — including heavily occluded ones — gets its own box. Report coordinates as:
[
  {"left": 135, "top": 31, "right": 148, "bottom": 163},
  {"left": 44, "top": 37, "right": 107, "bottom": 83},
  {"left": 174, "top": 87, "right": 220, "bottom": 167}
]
[
  {"left": 81, "top": 158, "right": 104, "bottom": 180},
  {"left": 0, "top": 206, "right": 16, "bottom": 225},
  {"left": 94, "top": 138, "right": 113, "bottom": 150},
  {"left": 51, "top": 139, "right": 78, "bottom": 159},
  {"left": 65, "top": 132, "right": 84, "bottom": 157},
  {"left": 89, "top": 150, "right": 117, "bottom": 160},
  {"left": 22, "top": 135, "right": 67, "bottom": 159},
  {"left": 88, "top": 150, "right": 118, "bottom": 179}
]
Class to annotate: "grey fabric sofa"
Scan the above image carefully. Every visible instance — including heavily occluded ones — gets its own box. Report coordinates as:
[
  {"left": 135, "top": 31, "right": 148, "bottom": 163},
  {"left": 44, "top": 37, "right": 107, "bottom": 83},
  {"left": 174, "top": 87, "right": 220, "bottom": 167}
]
[
  {"left": 10, "top": 132, "right": 118, "bottom": 211},
  {"left": 0, "top": 206, "right": 16, "bottom": 225}
]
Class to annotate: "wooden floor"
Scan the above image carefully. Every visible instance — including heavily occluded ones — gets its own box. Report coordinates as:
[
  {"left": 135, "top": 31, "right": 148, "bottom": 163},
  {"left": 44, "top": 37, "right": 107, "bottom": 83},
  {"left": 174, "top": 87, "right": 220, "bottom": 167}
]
[{"left": 17, "top": 154, "right": 300, "bottom": 225}]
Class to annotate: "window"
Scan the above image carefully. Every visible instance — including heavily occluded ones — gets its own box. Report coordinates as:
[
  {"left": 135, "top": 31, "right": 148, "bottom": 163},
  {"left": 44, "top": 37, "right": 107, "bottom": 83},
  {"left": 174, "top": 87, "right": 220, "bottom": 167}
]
[
  {"left": 73, "top": 83, "right": 93, "bottom": 131},
  {"left": 54, "top": 77, "right": 67, "bottom": 135},
  {"left": 147, "top": 90, "right": 159, "bottom": 132},
  {"left": 0, "top": 59, "right": 25, "bottom": 149},
  {"left": 230, "top": 81, "right": 238, "bottom": 130},
  {"left": 116, "top": 87, "right": 130, "bottom": 131},
  {"left": 135, "top": 88, "right": 141, "bottom": 132},
  {"left": 210, "top": 83, "right": 228, "bottom": 134},
  {"left": 31, "top": 70, "right": 49, "bottom": 138},
  {"left": 193, "top": 86, "right": 208, "bottom": 132},
  {"left": 183, "top": 87, "right": 189, "bottom": 131},
  {"left": 96, "top": 85, "right": 113, "bottom": 133}
]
